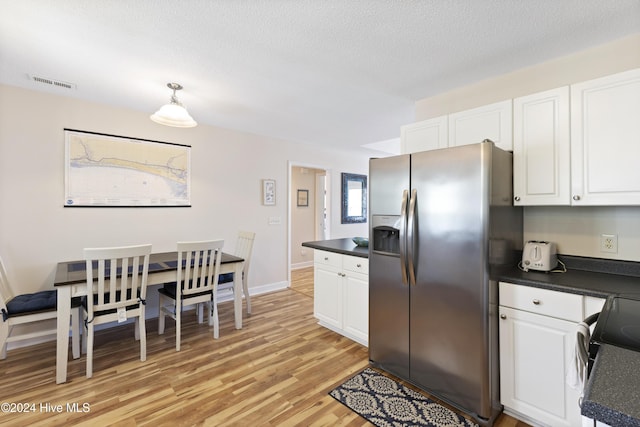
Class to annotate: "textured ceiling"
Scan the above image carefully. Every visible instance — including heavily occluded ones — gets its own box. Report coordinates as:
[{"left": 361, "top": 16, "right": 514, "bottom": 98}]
[{"left": 1, "top": 0, "right": 639, "bottom": 152}]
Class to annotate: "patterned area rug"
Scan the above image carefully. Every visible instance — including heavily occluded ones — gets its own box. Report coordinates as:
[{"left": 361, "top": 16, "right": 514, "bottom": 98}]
[{"left": 330, "top": 367, "right": 479, "bottom": 427}]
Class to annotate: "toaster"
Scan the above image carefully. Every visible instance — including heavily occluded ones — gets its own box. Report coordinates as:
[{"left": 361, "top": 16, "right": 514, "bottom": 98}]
[{"left": 522, "top": 241, "right": 558, "bottom": 272}]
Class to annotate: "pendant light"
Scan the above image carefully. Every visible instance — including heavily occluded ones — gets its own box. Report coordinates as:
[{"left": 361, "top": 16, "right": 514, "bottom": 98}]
[{"left": 150, "top": 82, "right": 197, "bottom": 128}]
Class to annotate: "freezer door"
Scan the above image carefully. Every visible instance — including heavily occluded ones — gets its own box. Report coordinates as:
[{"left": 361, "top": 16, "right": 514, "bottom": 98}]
[
  {"left": 369, "top": 155, "right": 410, "bottom": 215},
  {"left": 368, "top": 155, "right": 410, "bottom": 379},
  {"left": 409, "top": 143, "right": 494, "bottom": 419}
]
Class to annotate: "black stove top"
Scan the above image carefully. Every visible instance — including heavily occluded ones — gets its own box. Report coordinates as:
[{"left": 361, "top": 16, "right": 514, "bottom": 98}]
[{"left": 591, "top": 295, "right": 640, "bottom": 353}]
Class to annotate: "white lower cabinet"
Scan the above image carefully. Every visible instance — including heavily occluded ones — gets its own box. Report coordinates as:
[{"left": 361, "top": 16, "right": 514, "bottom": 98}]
[
  {"left": 499, "top": 282, "right": 587, "bottom": 427},
  {"left": 313, "top": 250, "right": 368, "bottom": 346}
]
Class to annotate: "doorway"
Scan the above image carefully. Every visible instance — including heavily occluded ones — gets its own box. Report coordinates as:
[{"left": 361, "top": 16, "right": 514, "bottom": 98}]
[{"left": 288, "top": 161, "right": 330, "bottom": 287}]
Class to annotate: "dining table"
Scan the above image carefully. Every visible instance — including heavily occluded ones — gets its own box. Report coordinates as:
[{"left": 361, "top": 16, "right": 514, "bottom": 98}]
[{"left": 53, "top": 251, "right": 245, "bottom": 384}]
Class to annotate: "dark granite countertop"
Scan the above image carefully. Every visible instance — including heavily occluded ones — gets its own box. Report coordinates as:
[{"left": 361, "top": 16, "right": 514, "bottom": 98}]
[
  {"left": 582, "top": 344, "right": 640, "bottom": 427},
  {"left": 493, "top": 255, "right": 640, "bottom": 298},
  {"left": 302, "top": 238, "right": 369, "bottom": 258}
]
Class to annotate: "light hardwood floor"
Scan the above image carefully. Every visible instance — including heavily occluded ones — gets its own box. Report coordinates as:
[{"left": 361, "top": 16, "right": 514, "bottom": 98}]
[{"left": 0, "top": 267, "right": 528, "bottom": 426}]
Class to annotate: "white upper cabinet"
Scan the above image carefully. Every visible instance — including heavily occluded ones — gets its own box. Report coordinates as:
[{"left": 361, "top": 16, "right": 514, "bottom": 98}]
[
  {"left": 570, "top": 68, "right": 640, "bottom": 205},
  {"left": 513, "top": 87, "right": 571, "bottom": 205},
  {"left": 400, "top": 115, "right": 448, "bottom": 154},
  {"left": 448, "top": 99, "right": 513, "bottom": 152}
]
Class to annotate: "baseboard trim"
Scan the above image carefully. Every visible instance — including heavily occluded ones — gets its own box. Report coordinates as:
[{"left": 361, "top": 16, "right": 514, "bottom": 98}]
[{"left": 291, "top": 261, "right": 313, "bottom": 270}]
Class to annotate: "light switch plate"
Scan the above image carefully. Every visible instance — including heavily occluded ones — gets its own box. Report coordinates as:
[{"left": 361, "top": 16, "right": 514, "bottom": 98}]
[{"left": 268, "top": 216, "right": 281, "bottom": 225}]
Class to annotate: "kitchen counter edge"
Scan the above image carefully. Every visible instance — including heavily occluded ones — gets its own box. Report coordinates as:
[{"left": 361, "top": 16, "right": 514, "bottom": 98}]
[{"left": 302, "top": 238, "right": 369, "bottom": 258}]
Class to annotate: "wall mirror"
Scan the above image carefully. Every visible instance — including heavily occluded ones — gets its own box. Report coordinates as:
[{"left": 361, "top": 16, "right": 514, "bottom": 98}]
[{"left": 341, "top": 173, "right": 367, "bottom": 224}]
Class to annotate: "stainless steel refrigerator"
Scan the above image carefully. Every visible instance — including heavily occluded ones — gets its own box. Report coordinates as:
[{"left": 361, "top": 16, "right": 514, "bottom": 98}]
[{"left": 369, "top": 141, "right": 522, "bottom": 426}]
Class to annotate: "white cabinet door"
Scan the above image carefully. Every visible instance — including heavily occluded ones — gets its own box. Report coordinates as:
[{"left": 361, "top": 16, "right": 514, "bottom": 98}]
[
  {"left": 449, "top": 99, "right": 513, "bottom": 152},
  {"left": 500, "top": 306, "right": 582, "bottom": 427},
  {"left": 342, "top": 271, "right": 368, "bottom": 346},
  {"left": 313, "top": 251, "right": 369, "bottom": 346},
  {"left": 400, "top": 115, "right": 448, "bottom": 154},
  {"left": 570, "top": 68, "right": 640, "bottom": 205},
  {"left": 513, "top": 87, "right": 571, "bottom": 205},
  {"left": 314, "top": 263, "right": 342, "bottom": 330}
]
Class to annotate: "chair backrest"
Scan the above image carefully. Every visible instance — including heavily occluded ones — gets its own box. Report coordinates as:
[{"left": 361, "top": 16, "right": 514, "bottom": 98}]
[
  {"left": 177, "top": 240, "right": 224, "bottom": 297},
  {"left": 0, "top": 256, "right": 13, "bottom": 317},
  {"left": 235, "top": 231, "right": 255, "bottom": 277},
  {"left": 83, "top": 244, "right": 152, "bottom": 314}
]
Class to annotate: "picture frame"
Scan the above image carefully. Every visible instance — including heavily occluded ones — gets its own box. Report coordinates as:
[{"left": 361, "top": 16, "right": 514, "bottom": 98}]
[
  {"left": 341, "top": 172, "right": 367, "bottom": 224},
  {"left": 262, "top": 179, "right": 276, "bottom": 205},
  {"left": 297, "top": 189, "right": 309, "bottom": 207},
  {"left": 64, "top": 129, "right": 191, "bottom": 207}
]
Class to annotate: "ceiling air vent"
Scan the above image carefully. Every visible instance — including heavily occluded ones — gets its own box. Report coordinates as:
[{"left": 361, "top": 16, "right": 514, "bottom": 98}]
[{"left": 29, "top": 75, "right": 76, "bottom": 89}]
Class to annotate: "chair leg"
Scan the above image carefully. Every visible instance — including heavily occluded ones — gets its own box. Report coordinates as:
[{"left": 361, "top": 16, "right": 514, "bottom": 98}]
[
  {"left": 71, "top": 306, "right": 81, "bottom": 359},
  {"left": 139, "top": 307, "right": 146, "bottom": 362},
  {"left": 134, "top": 318, "right": 140, "bottom": 341},
  {"left": 211, "top": 296, "right": 219, "bottom": 339},
  {"left": 82, "top": 311, "right": 88, "bottom": 355},
  {"left": 243, "top": 277, "right": 252, "bottom": 315},
  {"left": 176, "top": 308, "right": 181, "bottom": 352},
  {"left": 86, "top": 323, "right": 94, "bottom": 378},
  {"left": 158, "top": 294, "right": 166, "bottom": 335},
  {"left": 197, "top": 303, "right": 204, "bottom": 324},
  {"left": 0, "top": 322, "right": 9, "bottom": 360}
]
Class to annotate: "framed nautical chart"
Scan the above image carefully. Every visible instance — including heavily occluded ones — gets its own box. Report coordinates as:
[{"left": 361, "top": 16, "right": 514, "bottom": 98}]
[{"left": 64, "top": 129, "right": 191, "bottom": 207}]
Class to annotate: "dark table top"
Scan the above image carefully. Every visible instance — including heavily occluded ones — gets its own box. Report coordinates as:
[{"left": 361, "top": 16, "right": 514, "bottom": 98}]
[{"left": 54, "top": 251, "right": 244, "bottom": 286}]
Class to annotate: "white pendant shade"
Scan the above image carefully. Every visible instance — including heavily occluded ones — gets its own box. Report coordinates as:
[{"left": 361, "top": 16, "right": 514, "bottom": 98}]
[{"left": 150, "top": 83, "right": 197, "bottom": 128}]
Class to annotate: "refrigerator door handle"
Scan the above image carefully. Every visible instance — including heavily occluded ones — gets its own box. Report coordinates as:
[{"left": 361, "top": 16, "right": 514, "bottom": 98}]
[
  {"left": 399, "top": 189, "right": 409, "bottom": 285},
  {"left": 407, "top": 189, "right": 417, "bottom": 286}
]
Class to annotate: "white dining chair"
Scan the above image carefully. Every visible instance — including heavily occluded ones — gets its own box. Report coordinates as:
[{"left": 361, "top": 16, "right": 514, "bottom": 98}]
[
  {"left": 217, "top": 231, "right": 255, "bottom": 314},
  {"left": 0, "top": 255, "right": 81, "bottom": 360},
  {"left": 82, "top": 244, "right": 152, "bottom": 378},
  {"left": 158, "top": 239, "right": 224, "bottom": 350}
]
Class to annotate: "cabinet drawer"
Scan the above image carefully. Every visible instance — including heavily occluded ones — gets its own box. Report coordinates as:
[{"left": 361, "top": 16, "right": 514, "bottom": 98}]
[
  {"left": 314, "top": 250, "right": 342, "bottom": 268},
  {"left": 343, "top": 256, "right": 368, "bottom": 275},
  {"left": 499, "top": 282, "right": 583, "bottom": 322}
]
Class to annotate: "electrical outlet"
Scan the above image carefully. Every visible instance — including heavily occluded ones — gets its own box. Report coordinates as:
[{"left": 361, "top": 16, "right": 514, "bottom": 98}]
[{"left": 601, "top": 234, "right": 618, "bottom": 253}]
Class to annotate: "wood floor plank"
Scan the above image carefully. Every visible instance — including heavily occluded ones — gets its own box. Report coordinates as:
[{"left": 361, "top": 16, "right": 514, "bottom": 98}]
[{"left": 0, "top": 266, "right": 529, "bottom": 426}]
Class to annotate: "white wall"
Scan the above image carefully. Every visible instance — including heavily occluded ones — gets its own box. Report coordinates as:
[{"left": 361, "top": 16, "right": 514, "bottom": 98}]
[
  {"left": 412, "top": 34, "right": 640, "bottom": 262},
  {"left": 0, "top": 84, "right": 370, "bottom": 297}
]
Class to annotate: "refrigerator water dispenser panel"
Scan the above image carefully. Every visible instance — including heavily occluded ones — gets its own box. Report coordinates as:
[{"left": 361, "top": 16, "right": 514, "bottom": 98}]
[{"left": 372, "top": 215, "right": 402, "bottom": 255}]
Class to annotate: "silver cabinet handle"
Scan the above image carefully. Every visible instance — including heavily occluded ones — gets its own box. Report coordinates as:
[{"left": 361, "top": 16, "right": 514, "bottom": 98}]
[
  {"left": 573, "top": 195, "right": 581, "bottom": 201},
  {"left": 356, "top": 263, "right": 361, "bottom": 268},
  {"left": 500, "top": 314, "right": 507, "bottom": 319},
  {"left": 514, "top": 196, "right": 521, "bottom": 202},
  {"left": 532, "top": 299, "right": 541, "bottom": 305},
  {"left": 324, "top": 257, "right": 329, "bottom": 261}
]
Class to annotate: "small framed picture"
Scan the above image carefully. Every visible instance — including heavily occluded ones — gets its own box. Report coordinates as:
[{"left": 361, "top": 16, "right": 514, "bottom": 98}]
[
  {"left": 297, "top": 189, "right": 309, "bottom": 207},
  {"left": 262, "top": 179, "right": 276, "bottom": 205}
]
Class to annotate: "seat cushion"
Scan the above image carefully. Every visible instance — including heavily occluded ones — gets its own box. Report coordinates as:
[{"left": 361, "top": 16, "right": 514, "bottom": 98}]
[
  {"left": 218, "top": 273, "right": 234, "bottom": 284},
  {"left": 159, "top": 282, "right": 212, "bottom": 300},
  {"left": 81, "top": 289, "right": 142, "bottom": 317},
  {"left": 6, "top": 290, "right": 57, "bottom": 317}
]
